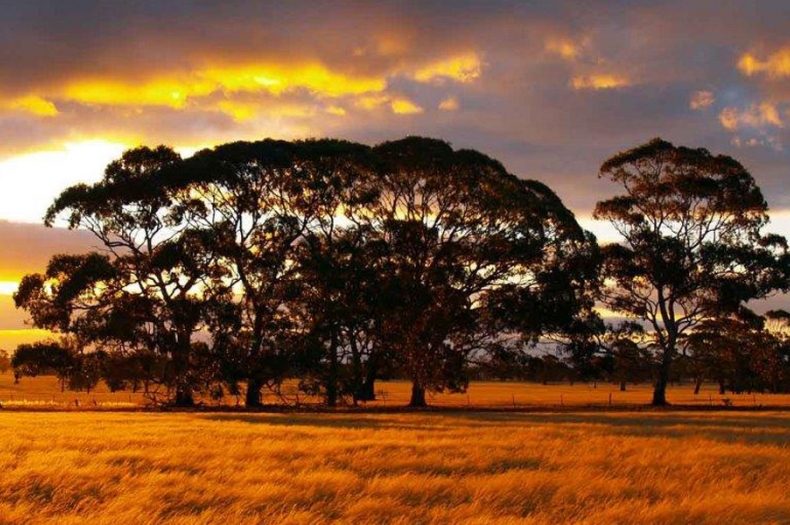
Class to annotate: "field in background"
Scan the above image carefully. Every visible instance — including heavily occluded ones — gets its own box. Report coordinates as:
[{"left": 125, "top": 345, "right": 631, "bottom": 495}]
[
  {"left": 1, "top": 410, "right": 789, "bottom": 524},
  {"left": 2, "top": 372, "right": 790, "bottom": 410}
]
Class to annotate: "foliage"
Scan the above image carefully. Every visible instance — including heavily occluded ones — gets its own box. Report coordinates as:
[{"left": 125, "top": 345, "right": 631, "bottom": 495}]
[{"left": 594, "top": 138, "right": 790, "bottom": 404}]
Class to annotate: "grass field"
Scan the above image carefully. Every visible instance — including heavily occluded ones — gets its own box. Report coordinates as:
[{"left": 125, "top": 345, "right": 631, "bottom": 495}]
[
  {"left": 1, "top": 410, "right": 789, "bottom": 524},
  {"left": 3, "top": 372, "right": 790, "bottom": 409}
]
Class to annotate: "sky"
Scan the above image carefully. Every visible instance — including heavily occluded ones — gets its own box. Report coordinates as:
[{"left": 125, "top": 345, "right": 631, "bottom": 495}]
[{"left": 0, "top": 0, "right": 789, "bottom": 347}]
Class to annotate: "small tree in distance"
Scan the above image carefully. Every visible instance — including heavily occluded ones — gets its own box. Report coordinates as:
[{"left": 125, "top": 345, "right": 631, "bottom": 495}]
[
  {"left": 0, "top": 349, "right": 10, "bottom": 375},
  {"left": 595, "top": 138, "right": 790, "bottom": 405}
]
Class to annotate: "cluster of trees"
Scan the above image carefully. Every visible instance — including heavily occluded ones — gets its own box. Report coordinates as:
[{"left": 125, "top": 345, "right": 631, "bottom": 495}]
[{"left": 10, "top": 137, "right": 790, "bottom": 407}]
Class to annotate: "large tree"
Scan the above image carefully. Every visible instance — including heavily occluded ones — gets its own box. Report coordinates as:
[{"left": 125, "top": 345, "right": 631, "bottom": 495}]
[
  {"left": 15, "top": 146, "right": 212, "bottom": 406},
  {"left": 595, "top": 138, "right": 790, "bottom": 405},
  {"left": 167, "top": 139, "right": 379, "bottom": 407},
  {"left": 370, "top": 138, "right": 593, "bottom": 407}
]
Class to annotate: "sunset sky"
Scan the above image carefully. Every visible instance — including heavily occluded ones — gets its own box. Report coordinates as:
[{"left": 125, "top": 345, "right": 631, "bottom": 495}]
[{"left": 0, "top": 0, "right": 789, "bottom": 347}]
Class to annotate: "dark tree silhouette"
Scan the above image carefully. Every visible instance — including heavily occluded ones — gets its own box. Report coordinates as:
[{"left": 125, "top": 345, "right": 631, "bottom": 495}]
[
  {"left": 595, "top": 138, "right": 790, "bottom": 405},
  {"left": 370, "top": 138, "right": 592, "bottom": 407},
  {"left": 11, "top": 339, "right": 76, "bottom": 391},
  {"left": 15, "top": 146, "right": 212, "bottom": 406},
  {"left": 10, "top": 136, "right": 620, "bottom": 408},
  {"left": 686, "top": 308, "right": 784, "bottom": 394},
  {"left": 167, "top": 139, "right": 379, "bottom": 407},
  {"left": 0, "top": 349, "right": 10, "bottom": 375}
]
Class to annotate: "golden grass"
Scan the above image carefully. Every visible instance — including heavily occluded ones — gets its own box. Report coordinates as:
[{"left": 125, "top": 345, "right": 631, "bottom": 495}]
[
  {"left": 3, "top": 372, "right": 790, "bottom": 409},
  {"left": 0, "top": 410, "right": 789, "bottom": 524}
]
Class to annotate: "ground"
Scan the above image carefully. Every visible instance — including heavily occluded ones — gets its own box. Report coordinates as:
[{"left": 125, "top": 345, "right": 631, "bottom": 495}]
[
  {"left": 3, "top": 373, "right": 790, "bottom": 409},
  {"left": 1, "top": 410, "right": 789, "bottom": 524}
]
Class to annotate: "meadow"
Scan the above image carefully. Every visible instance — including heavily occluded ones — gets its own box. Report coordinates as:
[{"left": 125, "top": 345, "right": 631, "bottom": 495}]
[
  {"left": 1, "top": 409, "right": 789, "bottom": 524},
  {"left": 2, "top": 371, "right": 790, "bottom": 410}
]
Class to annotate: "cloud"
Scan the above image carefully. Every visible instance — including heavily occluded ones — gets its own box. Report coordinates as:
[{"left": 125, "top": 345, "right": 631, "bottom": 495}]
[
  {"left": 0, "top": 221, "right": 96, "bottom": 280},
  {"left": 0, "top": 2, "right": 789, "bottom": 213},
  {"left": 545, "top": 38, "right": 583, "bottom": 61},
  {"left": 738, "top": 48, "right": 790, "bottom": 79},
  {"left": 390, "top": 98, "right": 424, "bottom": 115},
  {"left": 690, "top": 90, "right": 715, "bottom": 110},
  {"left": 438, "top": 96, "right": 460, "bottom": 111},
  {"left": 571, "top": 74, "right": 630, "bottom": 90},
  {"left": 3, "top": 96, "right": 59, "bottom": 117},
  {"left": 412, "top": 53, "right": 483, "bottom": 84},
  {"left": 719, "top": 102, "right": 784, "bottom": 131}
]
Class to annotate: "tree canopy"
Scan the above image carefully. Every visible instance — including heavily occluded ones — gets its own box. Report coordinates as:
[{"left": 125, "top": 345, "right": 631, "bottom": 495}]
[
  {"left": 594, "top": 138, "right": 790, "bottom": 405},
  {"left": 11, "top": 135, "right": 790, "bottom": 408}
]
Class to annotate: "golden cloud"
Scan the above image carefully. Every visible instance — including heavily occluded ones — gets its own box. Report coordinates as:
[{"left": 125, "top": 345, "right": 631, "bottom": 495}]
[
  {"left": 412, "top": 53, "right": 483, "bottom": 84},
  {"left": 325, "top": 105, "right": 346, "bottom": 116},
  {"left": 719, "top": 102, "right": 783, "bottom": 131},
  {"left": 3, "top": 96, "right": 59, "bottom": 117},
  {"left": 738, "top": 49, "right": 790, "bottom": 78},
  {"left": 61, "top": 63, "right": 387, "bottom": 110},
  {"left": 390, "top": 98, "right": 423, "bottom": 115},
  {"left": 0, "top": 52, "right": 483, "bottom": 123},
  {"left": 353, "top": 93, "right": 423, "bottom": 115},
  {"left": 571, "top": 74, "right": 629, "bottom": 90},
  {"left": 545, "top": 38, "right": 582, "bottom": 61}
]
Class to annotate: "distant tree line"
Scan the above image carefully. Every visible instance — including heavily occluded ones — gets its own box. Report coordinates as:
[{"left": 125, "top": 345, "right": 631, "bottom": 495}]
[{"left": 10, "top": 137, "right": 790, "bottom": 407}]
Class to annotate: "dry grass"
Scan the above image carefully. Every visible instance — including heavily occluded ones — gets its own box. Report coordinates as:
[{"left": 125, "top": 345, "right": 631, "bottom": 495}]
[
  {"left": 3, "top": 372, "right": 790, "bottom": 409},
  {"left": 0, "top": 410, "right": 789, "bottom": 524}
]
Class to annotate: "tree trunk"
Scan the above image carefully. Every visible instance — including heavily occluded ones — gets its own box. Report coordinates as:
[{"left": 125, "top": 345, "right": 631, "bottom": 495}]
[
  {"left": 174, "top": 388, "right": 194, "bottom": 407},
  {"left": 349, "top": 333, "right": 362, "bottom": 406},
  {"left": 619, "top": 380, "right": 627, "bottom": 392},
  {"left": 245, "top": 377, "right": 264, "bottom": 408},
  {"left": 693, "top": 376, "right": 702, "bottom": 395},
  {"left": 172, "top": 334, "right": 194, "bottom": 407},
  {"left": 246, "top": 315, "right": 266, "bottom": 409},
  {"left": 326, "top": 329, "right": 339, "bottom": 407},
  {"left": 652, "top": 376, "right": 668, "bottom": 406},
  {"left": 357, "top": 354, "right": 378, "bottom": 402},
  {"left": 359, "top": 376, "right": 376, "bottom": 402},
  {"left": 408, "top": 382, "right": 427, "bottom": 408},
  {"left": 651, "top": 345, "right": 674, "bottom": 406}
]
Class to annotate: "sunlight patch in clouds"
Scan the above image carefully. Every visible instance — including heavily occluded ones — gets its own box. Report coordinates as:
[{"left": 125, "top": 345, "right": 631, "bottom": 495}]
[
  {"left": 571, "top": 74, "right": 629, "bottom": 90},
  {"left": 0, "top": 282, "right": 18, "bottom": 296},
  {"left": 4, "top": 96, "right": 59, "bottom": 117},
  {"left": 61, "top": 63, "right": 387, "bottom": 111},
  {"left": 545, "top": 38, "right": 583, "bottom": 61},
  {"left": 3, "top": 55, "right": 483, "bottom": 122},
  {"left": 719, "top": 102, "right": 783, "bottom": 131},
  {"left": 0, "top": 140, "right": 127, "bottom": 223},
  {"left": 412, "top": 53, "right": 483, "bottom": 84},
  {"left": 738, "top": 49, "right": 790, "bottom": 78},
  {"left": 390, "top": 98, "right": 423, "bottom": 115}
]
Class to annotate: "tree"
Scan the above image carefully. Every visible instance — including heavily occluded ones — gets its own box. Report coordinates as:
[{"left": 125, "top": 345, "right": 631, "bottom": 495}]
[
  {"left": 11, "top": 340, "right": 75, "bottom": 391},
  {"left": 562, "top": 318, "right": 651, "bottom": 390},
  {"left": 0, "top": 350, "right": 10, "bottom": 375},
  {"left": 370, "top": 138, "right": 593, "bottom": 407},
  {"left": 15, "top": 146, "right": 212, "bottom": 406},
  {"left": 168, "top": 139, "right": 379, "bottom": 407},
  {"left": 595, "top": 138, "right": 790, "bottom": 405}
]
